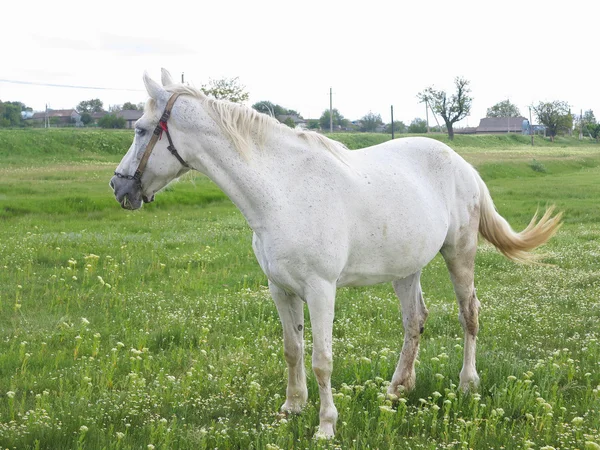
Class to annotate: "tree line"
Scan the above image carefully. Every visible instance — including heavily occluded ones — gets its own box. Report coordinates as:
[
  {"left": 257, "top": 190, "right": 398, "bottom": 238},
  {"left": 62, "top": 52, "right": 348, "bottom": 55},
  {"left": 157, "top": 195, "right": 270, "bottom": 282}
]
[{"left": 2, "top": 75, "right": 599, "bottom": 141}]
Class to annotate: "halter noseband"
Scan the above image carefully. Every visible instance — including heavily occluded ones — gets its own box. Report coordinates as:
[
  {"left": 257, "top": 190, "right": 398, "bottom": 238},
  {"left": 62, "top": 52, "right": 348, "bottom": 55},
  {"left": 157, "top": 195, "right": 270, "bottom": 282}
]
[{"left": 114, "top": 93, "right": 190, "bottom": 186}]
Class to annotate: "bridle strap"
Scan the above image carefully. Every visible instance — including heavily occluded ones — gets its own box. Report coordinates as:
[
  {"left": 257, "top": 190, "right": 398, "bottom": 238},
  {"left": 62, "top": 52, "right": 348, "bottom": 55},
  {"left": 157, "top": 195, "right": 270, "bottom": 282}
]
[
  {"left": 136, "top": 93, "right": 186, "bottom": 176},
  {"left": 115, "top": 92, "right": 189, "bottom": 185}
]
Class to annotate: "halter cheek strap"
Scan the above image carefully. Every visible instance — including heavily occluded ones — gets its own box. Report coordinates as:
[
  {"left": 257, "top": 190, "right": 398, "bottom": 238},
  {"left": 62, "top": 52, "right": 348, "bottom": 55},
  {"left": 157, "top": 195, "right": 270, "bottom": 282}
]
[{"left": 114, "top": 93, "right": 189, "bottom": 186}]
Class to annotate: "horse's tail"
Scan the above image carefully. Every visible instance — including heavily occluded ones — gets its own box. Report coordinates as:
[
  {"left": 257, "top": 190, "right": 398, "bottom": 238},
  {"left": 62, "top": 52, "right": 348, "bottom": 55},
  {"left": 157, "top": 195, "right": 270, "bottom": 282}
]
[{"left": 476, "top": 174, "right": 562, "bottom": 263}]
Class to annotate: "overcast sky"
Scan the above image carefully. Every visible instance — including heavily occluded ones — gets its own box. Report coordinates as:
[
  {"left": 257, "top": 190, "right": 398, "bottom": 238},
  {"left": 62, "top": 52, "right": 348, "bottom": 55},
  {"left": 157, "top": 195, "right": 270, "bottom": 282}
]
[{"left": 2, "top": 0, "right": 597, "bottom": 127}]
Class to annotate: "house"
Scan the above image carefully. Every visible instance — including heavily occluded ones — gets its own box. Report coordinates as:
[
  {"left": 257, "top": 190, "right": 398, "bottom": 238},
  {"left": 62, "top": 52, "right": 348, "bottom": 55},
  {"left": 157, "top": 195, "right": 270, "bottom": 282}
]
[
  {"left": 476, "top": 116, "right": 529, "bottom": 134},
  {"left": 454, "top": 127, "right": 478, "bottom": 135},
  {"left": 276, "top": 114, "right": 307, "bottom": 130},
  {"left": 31, "top": 109, "right": 81, "bottom": 126},
  {"left": 116, "top": 109, "right": 144, "bottom": 129}
]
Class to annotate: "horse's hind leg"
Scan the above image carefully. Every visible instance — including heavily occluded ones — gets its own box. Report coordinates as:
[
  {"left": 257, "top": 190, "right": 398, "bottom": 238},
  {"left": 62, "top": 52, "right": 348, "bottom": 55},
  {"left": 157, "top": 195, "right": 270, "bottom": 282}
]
[
  {"left": 270, "top": 281, "right": 308, "bottom": 414},
  {"left": 441, "top": 224, "right": 481, "bottom": 391},
  {"left": 388, "top": 271, "right": 429, "bottom": 396}
]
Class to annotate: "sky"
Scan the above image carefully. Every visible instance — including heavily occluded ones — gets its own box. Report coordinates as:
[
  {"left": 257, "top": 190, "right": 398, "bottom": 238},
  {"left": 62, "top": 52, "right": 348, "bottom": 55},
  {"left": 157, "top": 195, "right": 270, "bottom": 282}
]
[{"left": 2, "top": 0, "right": 598, "bottom": 128}]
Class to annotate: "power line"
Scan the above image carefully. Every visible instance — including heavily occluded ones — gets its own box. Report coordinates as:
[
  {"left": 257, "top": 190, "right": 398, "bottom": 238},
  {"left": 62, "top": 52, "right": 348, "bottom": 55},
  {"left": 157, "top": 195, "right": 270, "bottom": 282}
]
[{"left": 0, "top": 78, "right": 144, "bottom": 92}]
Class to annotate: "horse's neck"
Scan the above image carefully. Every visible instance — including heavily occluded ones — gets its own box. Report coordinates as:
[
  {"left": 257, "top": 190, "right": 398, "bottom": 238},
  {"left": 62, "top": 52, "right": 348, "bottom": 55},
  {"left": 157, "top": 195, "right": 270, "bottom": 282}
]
[{"left": 191, "top": 128, "right": 340, "bottom": 232}]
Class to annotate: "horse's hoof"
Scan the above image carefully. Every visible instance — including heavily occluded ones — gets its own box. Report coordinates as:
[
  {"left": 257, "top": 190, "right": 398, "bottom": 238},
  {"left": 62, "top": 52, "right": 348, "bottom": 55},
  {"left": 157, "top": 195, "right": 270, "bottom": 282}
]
[
  {"left": 281, "top": 401, "right": 305, "bottom": 415},
  {"left": 313, "top": 426, "right": 335, "bottom": 440}
]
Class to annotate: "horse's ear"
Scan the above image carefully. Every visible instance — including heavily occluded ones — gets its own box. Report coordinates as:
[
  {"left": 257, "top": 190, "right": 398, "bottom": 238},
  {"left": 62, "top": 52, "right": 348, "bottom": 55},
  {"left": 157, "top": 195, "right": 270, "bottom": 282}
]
[
  {"left": 161, "top": 68, "right": 174, "bottom": 87},
  {"left": 143, "top": 71, "right": 169, "bottom": 103}
]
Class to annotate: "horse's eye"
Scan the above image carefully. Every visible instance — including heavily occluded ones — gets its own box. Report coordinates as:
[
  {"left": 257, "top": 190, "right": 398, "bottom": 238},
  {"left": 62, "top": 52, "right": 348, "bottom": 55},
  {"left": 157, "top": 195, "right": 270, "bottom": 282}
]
[{"left": 135, "top": 128, "right": 146, "bottom": 136}]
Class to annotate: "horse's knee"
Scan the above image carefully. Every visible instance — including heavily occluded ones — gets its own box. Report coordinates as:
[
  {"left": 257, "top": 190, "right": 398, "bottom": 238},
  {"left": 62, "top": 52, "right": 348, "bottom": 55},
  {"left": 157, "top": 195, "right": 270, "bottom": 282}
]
[
  {"left": 283, "top": 340, "right": 303, "bottom": 366},
  {"left": 312, "top": 352, "right": 333, "bottom": 385}
]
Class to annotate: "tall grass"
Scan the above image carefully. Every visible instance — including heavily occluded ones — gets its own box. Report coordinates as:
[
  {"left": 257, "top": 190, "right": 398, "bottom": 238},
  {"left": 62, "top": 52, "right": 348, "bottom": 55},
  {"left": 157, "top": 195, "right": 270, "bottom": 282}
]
[{"left": 0, "top": 130, "right": 599, "bottom": 449}]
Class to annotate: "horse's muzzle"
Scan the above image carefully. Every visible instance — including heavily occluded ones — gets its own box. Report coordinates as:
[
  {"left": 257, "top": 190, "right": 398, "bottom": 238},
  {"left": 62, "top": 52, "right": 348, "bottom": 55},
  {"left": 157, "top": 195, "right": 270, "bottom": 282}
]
[{"left": 110, "top": 175, "right": 144, "bottom": 210}]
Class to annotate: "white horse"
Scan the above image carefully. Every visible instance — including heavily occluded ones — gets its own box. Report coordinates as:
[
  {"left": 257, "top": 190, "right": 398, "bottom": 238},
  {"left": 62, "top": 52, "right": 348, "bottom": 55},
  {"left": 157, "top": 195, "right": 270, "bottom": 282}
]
[{"left": 110, "top": 69, "right": 561, "bottom": 438}]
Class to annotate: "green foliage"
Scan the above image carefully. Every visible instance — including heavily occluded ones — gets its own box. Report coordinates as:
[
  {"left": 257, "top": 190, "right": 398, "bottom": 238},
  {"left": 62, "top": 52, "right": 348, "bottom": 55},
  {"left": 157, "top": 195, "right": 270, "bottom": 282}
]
[
  {"left": 122, "top": 102, "right": 141, "bottom": 111},
  {"left": 0, "top": 101, "right": 25, "bottom": 127},
  {"left": 98, "top": 114, "right": 126, "bottom": 129},
  {"left": 486, "top": 99, "right": 521, "bottom": 118},
  {"left": 76, "top": 99, "right": 104, "bottom": 114},
  {"left": 359, "top": 111, "right": 383, "bottom": 132},
  {"left": 80, "top": 112, "right": 92, "bottom": 126},
  {"left": 418, "top": 77, "right": 472, "bottom": 140},
  {"left": 408, "top": 118, "right": 427, "bottom": 133},
  {"left": 319, "top": 108, "right": 349, "bottom": 131},
  {"left": 282, "top": 117, "right": 295, "bottom": 128},
  {"left": 578, "top": 110, "right": 599, "bottom": 139},
  {"left": 0, "top": 129, "right": 133, "bottom": 165},
  {"left": 306, "top": 119, "right": 320, "bottom": 130},
  {"left": 528, "top": 158, "right": 547, "bottom": 173},
  {"left": 252, "top": 100, "right": 287, "bottom": 116},
  {"left": 328, "top": 132, "right": 392, "bottom": 149},
  {"left": 532, "top": 100, "right": 571, "bottom": 141},
  {"left": 587, "top": 123, "right": 600, "bottom": 141},
  {"left": 385, "top": 121, "right": 407, "bottom": 134},
  {"left": 201, "top": 77, "right": 249, "bottom": 103}
]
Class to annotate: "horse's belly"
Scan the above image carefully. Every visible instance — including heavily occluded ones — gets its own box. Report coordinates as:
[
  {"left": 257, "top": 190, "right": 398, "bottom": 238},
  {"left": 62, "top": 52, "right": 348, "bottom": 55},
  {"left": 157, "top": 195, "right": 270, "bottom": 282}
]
[{"left": 337, "top": 229, "right": 444, "bottom": 287}]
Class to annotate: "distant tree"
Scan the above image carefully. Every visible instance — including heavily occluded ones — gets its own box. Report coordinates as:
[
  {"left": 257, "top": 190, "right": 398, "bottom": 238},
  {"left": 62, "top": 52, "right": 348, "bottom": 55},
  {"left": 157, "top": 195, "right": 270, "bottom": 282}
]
[
  {"left": 319, "top": 109, "right": 348, "bottom": 131},
  {"left": 201, "top": 77, "right": 249, "bottom": 103},
  {"left": 5, "top": 101, "right": 31, "bottom": 112},
  {"left": 283, "top": 117, "right": 296, "bottom": 129},
  {"left": 359, "top": 111, "right": 383, "bottom": 132},
  {"left": 587, "top": 123, "right": 600, "bottom": 142},
  {"left": 407, "top": 118, "right": 428, "bottom": 133},
  {"left": 385, "top": 121, "right": 407, "bottom": 134},
  {"left": 532, "top": 100, "right": 571, "bottom": 141},
  {"left": 0, "top": 101, "right": 27, "bottom": 127},
  {"left": 486, "top": 99, "right": 521, "bottom": 118},
  {"left": 80, "top": 112, "right": 92, "bottom": 126},
  {"left": 583, "top": 109, "right": 596, "bottom": 126},
  {"left": 98, "top": 114, "right": 126, "bottom": 129},
  {"left": 579, "top": 110, "right": 597, "bottom": 139},
  {"left": 307, "top": 119, "right": 320, "bottom": 130},
  {"left": 252, "top": 101, "right": 282, "bottom": 116},
  {"left": 565, "top": 110, "right": 574, "bottom": 136},
  {"left": 122, "top": 102, "right": 140, "bottom": 111},
  {"left": 0, "top": 101, "right": 7, "bottom": 127},
  {"left": 76, "top": 99, "right": 104, "bottom": 114},
  {"left": 418, "top": 77, "right": 472, "bottom": 140},
  {"left": 108, "top": 104, "right": 122, "bottom": 113}
]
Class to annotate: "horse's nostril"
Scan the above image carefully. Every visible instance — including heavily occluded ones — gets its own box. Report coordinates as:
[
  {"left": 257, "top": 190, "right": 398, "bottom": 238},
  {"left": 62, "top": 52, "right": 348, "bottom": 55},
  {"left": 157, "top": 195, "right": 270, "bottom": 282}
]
[{"left": 109, "top": 179, "right": 115, "bottom": 190}]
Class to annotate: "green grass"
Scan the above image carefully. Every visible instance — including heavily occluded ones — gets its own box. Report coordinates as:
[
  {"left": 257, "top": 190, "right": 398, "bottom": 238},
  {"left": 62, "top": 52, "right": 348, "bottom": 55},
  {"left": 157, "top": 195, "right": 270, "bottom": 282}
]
[
  {"left": 0, "top": 130, "right": 599, "bottom": 449},
  {"left": 0, "top": 128, "right": 132, "bottom": 165}
]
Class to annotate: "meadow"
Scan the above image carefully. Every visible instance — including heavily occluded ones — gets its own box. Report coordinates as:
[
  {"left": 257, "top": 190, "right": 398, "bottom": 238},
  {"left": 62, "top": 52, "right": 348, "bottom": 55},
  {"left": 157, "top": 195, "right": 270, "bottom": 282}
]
[{"left": 0, "top": 129, "right": 599, "bottom": 449}]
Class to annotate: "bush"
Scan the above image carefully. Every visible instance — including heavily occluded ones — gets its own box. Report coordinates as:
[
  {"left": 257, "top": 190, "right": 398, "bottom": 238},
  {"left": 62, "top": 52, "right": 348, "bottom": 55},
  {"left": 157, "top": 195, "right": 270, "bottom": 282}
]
[{"left": 98, "top": 114, "right": 126, "bottom": 129}]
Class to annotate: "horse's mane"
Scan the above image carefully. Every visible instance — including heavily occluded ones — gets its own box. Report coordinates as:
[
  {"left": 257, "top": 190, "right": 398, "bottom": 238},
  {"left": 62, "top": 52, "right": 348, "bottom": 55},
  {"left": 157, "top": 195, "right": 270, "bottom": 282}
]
[{"left": 157, "top": 83, "right": 349, "bottom": 160}]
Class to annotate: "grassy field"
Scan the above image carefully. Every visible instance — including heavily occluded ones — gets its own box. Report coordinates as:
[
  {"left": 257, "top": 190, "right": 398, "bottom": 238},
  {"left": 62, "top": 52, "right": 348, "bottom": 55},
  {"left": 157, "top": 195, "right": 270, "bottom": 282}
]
[{"left": 0, "top": 129, "right": 599, "bottom": 449}]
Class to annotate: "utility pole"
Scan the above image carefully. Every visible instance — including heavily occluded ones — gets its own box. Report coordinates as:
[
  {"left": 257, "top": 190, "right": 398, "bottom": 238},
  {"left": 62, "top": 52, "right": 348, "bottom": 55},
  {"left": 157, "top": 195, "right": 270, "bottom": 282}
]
[
  {"left": 391, "top": 105, "right": 394, "bottom": 139},
  {"left": 579, "top": 108, "right": 583, "bottom": 140},
  {"left": 428, "top": 101, "right": 442, "bottom": 132},
  {"left": 425, "top": 99, "right": 430, "bottom": 133},
  {"left": 529, "top": 106, "right": 534, "bottom": 147},
  {"left": 329, "top": 87, "right": 333, "bottom": 133},
  {"left": 181, "top": 72, "right": 185, "bottom": 84}
]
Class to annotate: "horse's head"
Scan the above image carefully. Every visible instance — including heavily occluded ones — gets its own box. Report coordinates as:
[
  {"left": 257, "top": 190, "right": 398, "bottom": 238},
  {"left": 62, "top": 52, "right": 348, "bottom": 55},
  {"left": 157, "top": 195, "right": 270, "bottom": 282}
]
[{"left": 110, "top": 69, "right": 192, "bottom": 210}]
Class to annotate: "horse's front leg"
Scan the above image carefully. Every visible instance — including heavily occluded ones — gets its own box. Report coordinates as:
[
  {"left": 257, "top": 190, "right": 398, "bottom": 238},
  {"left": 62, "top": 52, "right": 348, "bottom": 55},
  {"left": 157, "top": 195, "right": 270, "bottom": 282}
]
[
  {"left": 388, "top": 272, "right": 428, "bottom": 396},
  {"left": 270, "top": 281, "right": 308, "bottom": 414},
  {"left": 305, "top": 280, "right": 338, "bottom": 439}
]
